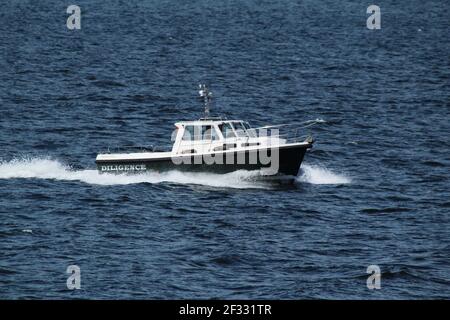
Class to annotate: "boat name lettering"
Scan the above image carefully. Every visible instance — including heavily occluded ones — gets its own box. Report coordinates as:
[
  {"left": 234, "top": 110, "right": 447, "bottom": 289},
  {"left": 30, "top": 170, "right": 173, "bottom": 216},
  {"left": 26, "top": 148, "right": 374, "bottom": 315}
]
[{"left": 100, "top": 164, "right": 146, "bottom": 172}]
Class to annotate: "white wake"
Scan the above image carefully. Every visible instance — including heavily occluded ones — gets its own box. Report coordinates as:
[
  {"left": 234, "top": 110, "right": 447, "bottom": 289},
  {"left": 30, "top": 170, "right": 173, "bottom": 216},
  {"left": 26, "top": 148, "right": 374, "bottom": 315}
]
[
  {"left": 0, "top": 157, "right": 267, "bottom": 188},
  {"left": 297, "top": 164, "right": 351, "bottom": 185},
  {"left": 0, "top": 158, "right": 351, "bottom": 188}
]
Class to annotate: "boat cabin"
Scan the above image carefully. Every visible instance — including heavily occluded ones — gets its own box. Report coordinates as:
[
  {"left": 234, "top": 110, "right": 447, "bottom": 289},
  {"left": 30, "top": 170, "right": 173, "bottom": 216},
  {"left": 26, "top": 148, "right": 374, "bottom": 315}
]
[{"left": 171, "top": 119, "right": 285, "bottom": 154}]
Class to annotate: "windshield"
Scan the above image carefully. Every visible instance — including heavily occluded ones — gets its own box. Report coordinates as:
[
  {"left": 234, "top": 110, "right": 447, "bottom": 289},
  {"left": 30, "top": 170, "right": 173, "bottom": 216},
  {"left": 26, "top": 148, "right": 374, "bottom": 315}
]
[
  {"left": 219, "top": 123, "right": 236, "bottom": 138},
  {"left": 232, "top": 122, "right": 248, "bottom": 137},
  {"left": 243, "top": 122, "right": 256, "bottom": 137}
]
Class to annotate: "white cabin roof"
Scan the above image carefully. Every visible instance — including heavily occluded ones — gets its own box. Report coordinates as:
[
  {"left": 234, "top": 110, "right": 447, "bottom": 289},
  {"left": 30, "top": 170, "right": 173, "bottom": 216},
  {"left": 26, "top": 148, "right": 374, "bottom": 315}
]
[{"left": 174, "top": 119, "right": 246, "bottom": 127}]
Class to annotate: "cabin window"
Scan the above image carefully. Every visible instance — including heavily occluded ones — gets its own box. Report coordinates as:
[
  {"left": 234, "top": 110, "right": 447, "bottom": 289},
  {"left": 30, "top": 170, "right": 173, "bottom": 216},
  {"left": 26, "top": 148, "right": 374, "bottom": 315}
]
[
  {"left": 233, "top": 122, "right": 248, "bottom": 137},
  {"left": 183, "top": 125, "right": 219, "bottom": 141},
  {"left": 243, "top": 121, "right": 256, "bottom": 138},
  {"left": 182, "top": 126, "right": 196, "bottom": 140},
  {"left": 171, "top": 128, "right": 178, "bottom": 141},
  {"left": 219, "top": 123, "right": 236, "bottom": 138},
  {"left": 211, "top": 127, "right": 220, "bottom": 140},
  {"left": 203, "top": 125, "right": 219, "bottom": 140}
]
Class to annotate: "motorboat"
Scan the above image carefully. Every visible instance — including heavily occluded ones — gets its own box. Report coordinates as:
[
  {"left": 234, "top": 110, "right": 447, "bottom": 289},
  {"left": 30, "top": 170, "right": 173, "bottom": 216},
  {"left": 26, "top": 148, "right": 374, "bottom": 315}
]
[{"left": 95, "top": 85, "right": 314, "bottom": 177}]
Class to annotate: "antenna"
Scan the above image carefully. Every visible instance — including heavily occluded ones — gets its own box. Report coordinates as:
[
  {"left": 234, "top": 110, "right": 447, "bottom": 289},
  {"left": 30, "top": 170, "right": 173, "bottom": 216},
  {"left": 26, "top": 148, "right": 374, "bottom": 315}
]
[{"left": 198, "top": 84, "right": 212, "bottom": 118}]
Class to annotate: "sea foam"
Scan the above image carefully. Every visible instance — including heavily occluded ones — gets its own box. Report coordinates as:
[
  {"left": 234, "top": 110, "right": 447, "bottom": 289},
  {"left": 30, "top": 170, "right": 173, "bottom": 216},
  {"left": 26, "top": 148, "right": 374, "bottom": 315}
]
[{"left": 0, "top": 157, "right": 350, "bottom": 188}]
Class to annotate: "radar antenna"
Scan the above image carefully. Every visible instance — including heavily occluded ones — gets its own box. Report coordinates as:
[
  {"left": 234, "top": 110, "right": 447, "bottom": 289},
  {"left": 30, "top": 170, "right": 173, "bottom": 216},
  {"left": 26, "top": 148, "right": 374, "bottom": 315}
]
[{"left": 198, "top": 84, "right": 212, "bottom": 118}]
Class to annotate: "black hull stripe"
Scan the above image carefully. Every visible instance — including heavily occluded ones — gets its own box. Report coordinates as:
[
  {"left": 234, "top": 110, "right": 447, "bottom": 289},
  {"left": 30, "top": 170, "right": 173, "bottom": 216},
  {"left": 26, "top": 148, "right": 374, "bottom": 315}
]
[
  {"left": 95, "top": 143, "right": 312, "bottom": 164},
  {"left": 96, "top": 144, "right": 311, "bottom": 176}
]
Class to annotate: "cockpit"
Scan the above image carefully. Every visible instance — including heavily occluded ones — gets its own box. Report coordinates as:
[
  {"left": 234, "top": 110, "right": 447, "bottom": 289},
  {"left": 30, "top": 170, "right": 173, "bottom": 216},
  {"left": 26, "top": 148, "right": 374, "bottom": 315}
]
[
  {"left": 218, "top": 121, "right": 254, "bottom": 139},
  {"left": 178, "top": 121, "right": 254, "bottom": 141}
]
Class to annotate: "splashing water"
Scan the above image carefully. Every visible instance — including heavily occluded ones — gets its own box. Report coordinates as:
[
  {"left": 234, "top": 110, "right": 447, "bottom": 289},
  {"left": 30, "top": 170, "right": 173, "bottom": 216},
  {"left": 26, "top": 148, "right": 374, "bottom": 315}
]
[
  {"left": 297, "top": 164, "right": 351, "bottom": 185},
  {"left": 306, "top": 118, "right": 326, "bottom": 124},
  {"left": 0, "top": 158, "right": 350, "bottom": 188},
  {"left": 0, "top": 158, "right": 269, "bottom": 189}
]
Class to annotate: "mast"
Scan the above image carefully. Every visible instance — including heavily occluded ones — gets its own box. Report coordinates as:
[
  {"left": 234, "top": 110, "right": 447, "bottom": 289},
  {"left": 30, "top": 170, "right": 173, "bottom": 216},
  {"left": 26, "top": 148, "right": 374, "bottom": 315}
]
[{"left": 198, "top": 84, "right": 212, "bottom": 118}]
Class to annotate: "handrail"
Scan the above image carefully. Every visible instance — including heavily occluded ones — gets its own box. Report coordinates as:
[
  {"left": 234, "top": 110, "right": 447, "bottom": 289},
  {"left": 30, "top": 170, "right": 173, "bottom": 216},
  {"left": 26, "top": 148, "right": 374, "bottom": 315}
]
[
  {"left": 103, "top": 144, "right": 173, "bottom": 154},
  {"left": 252, "top": 119, "right": 324, "bottom": 130},
  {"left": 248, "top": 119, "right": 322, "bottom": 143}
]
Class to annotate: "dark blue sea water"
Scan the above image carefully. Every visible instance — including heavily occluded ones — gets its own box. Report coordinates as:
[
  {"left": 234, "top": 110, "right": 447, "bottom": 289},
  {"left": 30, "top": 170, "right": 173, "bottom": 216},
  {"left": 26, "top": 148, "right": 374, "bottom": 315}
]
[{"left": 0, "top": 0, "right": 449, "bottom": 299}]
